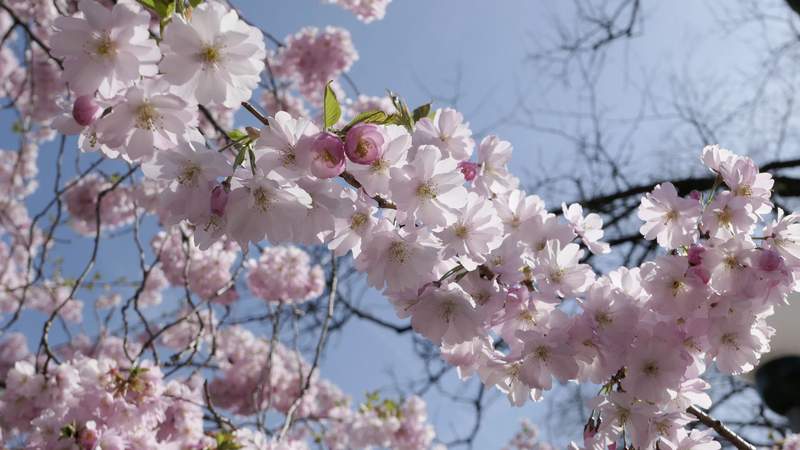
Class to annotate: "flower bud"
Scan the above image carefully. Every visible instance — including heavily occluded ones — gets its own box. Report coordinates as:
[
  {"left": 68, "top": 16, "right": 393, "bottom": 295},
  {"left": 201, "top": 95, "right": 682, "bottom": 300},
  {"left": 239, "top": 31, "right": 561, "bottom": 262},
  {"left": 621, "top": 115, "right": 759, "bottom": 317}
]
[
  {"left": 72, "top": 95, "right": 102, "bottom": 127},
  {"left": 458, "top": 161, "right": 479, "bottom": 181},
  {"left": 245, "top": 126, "right": 261, "bottom": 140},
  {"left": 309, "top": 132, "right": 346, "bottom": 178},
  {"left": 758, "top": 248, "right": 783, "bottom": 272},
  {"left": 77, "top": 421, "right": 99, "bottom": 450},
  {"left": 687, "top": 244, "right": 705, "bottom": 266},
  {"left": 210, "top": 184, "right": 229, "bottom": 216},
  {"left": 344, "top": 124, "right": 384, "bottom": 164},
  {"left": 688, "top": 190, "right": 702, "bottom": 201}
]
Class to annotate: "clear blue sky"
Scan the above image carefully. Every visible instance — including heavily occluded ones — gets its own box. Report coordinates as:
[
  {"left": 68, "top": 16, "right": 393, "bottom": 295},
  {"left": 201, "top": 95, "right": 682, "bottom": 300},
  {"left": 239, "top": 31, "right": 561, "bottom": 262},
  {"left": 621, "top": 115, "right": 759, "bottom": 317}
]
[{"left": 9, "top": 0, "right": 792, "bottom": 447}]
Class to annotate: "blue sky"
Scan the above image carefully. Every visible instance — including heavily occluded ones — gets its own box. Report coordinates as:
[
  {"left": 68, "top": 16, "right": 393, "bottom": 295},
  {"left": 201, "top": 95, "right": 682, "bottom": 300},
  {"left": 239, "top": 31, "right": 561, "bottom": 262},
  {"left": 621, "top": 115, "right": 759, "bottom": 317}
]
[{"left": 7, "top": 0, "right": 796, "bottom": 448}]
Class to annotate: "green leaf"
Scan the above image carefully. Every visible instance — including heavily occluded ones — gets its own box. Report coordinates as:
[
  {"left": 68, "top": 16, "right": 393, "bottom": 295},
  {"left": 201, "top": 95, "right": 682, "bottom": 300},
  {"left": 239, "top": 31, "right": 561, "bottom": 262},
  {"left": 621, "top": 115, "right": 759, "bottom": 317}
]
[
  {"left": 233, "top": 145, "right": 247, "bottom": 169},
  {"left": 323, "top": 81, "right": 341, "bottom": 131},
  {"left": 386, "top": 90, "right": 414, "bottom": 132},
  {"left": 214, "top": 432, "right": 243, "bottom": 450},
  {"left": 341, "top": 110, "right": 387, "bottom": 133},
  {"left": 138, "top": 0, "right": 174, "bottom": 18},
  {"left": 412, "top": 103, "right": 431, "bottom": 123},
  {"left": 247, "top": 148, "right": 257, "bottom": 176},
  {"left": 227, "top": 129, "right": 248, "bottom": 141},
  {"left": 189, "top": 0, "right": 203, "bottom": 6}
]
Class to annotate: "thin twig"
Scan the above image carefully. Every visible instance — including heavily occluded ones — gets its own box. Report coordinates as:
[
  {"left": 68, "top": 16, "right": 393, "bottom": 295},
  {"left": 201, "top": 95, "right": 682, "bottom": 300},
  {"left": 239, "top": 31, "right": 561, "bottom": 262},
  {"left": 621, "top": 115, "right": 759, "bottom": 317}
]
[
  {"left": 277, "top": 255, "right": 338, "bottom": 440},
  {"left": 687, "top": 405, "right": 756, "bottom": 450}
]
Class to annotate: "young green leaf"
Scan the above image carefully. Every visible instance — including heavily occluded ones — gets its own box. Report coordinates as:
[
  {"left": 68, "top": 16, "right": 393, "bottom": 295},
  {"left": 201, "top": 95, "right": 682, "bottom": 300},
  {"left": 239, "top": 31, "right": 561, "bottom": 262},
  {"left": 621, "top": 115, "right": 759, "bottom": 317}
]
[
  {"left": 412, "top": 103, "right": 431, "bottom": 123},
  {"left": 227, "top": 129, "right": 248, "bottom": 141},
  {"left": 137, "top": 0, "right": 158, "bottom": 9},
  {"left": 323, "top": 81, "right": 341, "bottom": 131},
  {"left": 341, "top": 110, "right": 388, "bottom": 133},
  {"left": 233, "top": 145, "right": 247, "bottom": 169},
  {"left": 247, "top": 147, "right": 257, "bottom": 176}
]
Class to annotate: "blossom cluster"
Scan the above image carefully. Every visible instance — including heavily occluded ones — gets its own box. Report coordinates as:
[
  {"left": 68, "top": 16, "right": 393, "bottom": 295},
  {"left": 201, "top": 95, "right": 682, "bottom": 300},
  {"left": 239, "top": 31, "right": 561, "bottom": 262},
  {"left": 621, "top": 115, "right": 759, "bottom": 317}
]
[
  {"left": 326, "top": 0, "right": 392, "bottom": 23},
  {"left": 0, "top": 327, "right": 437, "bottom": 449},
  {"left": 246, "top": 245, "right": 325, "bottom": 303},
  {"left": 143, "top": 88, "right": 799, "bottom": 448},
  {"left": 0, "top": 0, "right": 797, "bottom": 448}
]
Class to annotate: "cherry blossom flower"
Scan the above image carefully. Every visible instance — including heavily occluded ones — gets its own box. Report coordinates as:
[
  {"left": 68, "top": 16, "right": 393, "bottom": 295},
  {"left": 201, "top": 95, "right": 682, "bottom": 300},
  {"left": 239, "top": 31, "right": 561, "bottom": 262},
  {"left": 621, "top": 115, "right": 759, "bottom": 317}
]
[
  {"left": 412, "top": 108, "right": 475, "bottom": 161},
  {"left": 246, "top": 245, "right": 325, "bottom": 303},
  {"left": 273, "top": 26, "right": 358, "bottom": 102},
  {"left": 326, "top": 0, "right": 392, "bottom": 23},
  {"left": 474, "top": 134, "right": 518, "bottom": 195},
  {"left": 51, "top": 0, "right": 160, "bottom": 97},
  {"left": 328, "top": 195, "right": 379, "bottom": 258},
  {"left": 562, "top": 202, "right": 611, "bottom": 255},
  {"left": 95, "top": 79, "right": 196, "bottom": 161},
  {"left": 409, "top": 282, "right": 482, "bottom": 345},
  {"left": 347, "top": 125, "right": 411, "bottom": 196},
  {"left": 255, "top": 110, "right": 319, "bottom": 180},
  {"left": 531, "top": 240, "right": 594, "bottom": 299},
  {"left": 159, "top": 0, "right": 266, "bottom": 108},
  {"left": 390, "top": 145, "right": 468, "bottom": 228},
  {"left": 721, "top": 155, "right": 773, "bottom": 215},
  {"left": 436, "top": 192, "right": 504, "bottom": 270},
  {"left": 225, "top": 172, "right": 312, "bottom": 247},
  {"left": 623, "top": 331, "right": 690, "bottom": 403},
  {"left": 638, "top": 182, "right": 701, "bottom": 249},
  {"left": 356, "top": 224, "right": 439, "bottom": 291}
]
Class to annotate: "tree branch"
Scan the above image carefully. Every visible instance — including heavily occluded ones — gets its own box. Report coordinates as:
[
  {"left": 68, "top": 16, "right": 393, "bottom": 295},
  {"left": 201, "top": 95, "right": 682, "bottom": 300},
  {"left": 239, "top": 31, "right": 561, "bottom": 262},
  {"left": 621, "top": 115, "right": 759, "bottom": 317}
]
[{"left": 687, "top": 405, "right": 756, "bottom": 450}]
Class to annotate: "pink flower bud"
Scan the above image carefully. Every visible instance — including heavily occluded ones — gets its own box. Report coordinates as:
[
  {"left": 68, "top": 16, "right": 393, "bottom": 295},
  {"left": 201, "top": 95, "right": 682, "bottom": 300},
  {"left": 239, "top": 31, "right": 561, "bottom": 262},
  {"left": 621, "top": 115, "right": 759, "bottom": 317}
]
[
  {"left": 689, "top": 190, "right": 702, "bottom": 201},
  {"left": 758, "top": 248, "right": 783, "bottom": 272},
  {"left": 210, "top": 184, "right": 229, "bottom": 216},
  {"left": 687, "top": 244, "right": 705, "bottom": 266},
  {"left": 458, "top": 161, "right": 479, "bottom": 181},
  {"left": 583, "top": 426, "right": 596, "bottom": 443},
  {"left": 77, "top": 422, "right": 99, "bottom": 450},
  {"left": 345, "top": 123, "right": 384, "bottom": 164},
  {"left": 72, "top": 95, "right": 102, "bottom": 127},
  {"left": 309, "top": 132, "right": 346, "bottom": 178}
]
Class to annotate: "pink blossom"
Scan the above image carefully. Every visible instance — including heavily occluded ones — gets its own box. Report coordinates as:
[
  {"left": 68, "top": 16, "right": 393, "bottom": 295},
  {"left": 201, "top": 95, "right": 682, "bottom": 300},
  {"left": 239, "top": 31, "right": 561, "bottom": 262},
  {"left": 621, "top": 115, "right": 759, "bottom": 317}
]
[
  {"left": 409, "top": 282, "right": 482, "bottom": 345},
  {"left": 159, "top": 0, "right": 266, "bottom": 108},
  {"left": 246, "top": 245, "right": 325, "bottom": 304},
  {"left": 345, "top": 123, "right": 384, "bottom": 164},
  {"left": 638, "top": 182, "right": 701, "bottom": 249},
  {"left": 325, "top": 0, "right": 391, "bottom": 23},
  {"left": 95, "top": 79, "right": 196, "bottom": 161},
  {"left": 308, "top": 132, "right": 346, "bottom": 178},
  {"left": 51, "top": 0, "right": 160, "bottom": 97},
  {"left": 273, "top": 27, "right": 358, "bottom": 102},
  {"left": 412, "top": 108, "right": 474, "bottom": 161},
  {"left": 390, "top": 145, "right": 468, "bottom": 228}
]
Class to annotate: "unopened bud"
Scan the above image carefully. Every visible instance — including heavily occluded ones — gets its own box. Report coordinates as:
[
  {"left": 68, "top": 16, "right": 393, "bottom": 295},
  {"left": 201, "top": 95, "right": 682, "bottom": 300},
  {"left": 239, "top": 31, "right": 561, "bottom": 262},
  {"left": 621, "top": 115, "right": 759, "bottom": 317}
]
[
  {"left": 345, "top": 123, "right": 384, "bottom": 165},
  {"left": 458, "top": 161, "right": 479, "bottom": 182},
  {"left": 210, "top": 184, "right": 229, "bottom": 216},
  {"left": 246, "top": 126, "right": 261, "bottom": 140},
  {"left": 72, "top": 95, "right": 102, "bottom": 127},
  {"left": 758, "top": 248, "right": 783, "bottom": 272}
]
